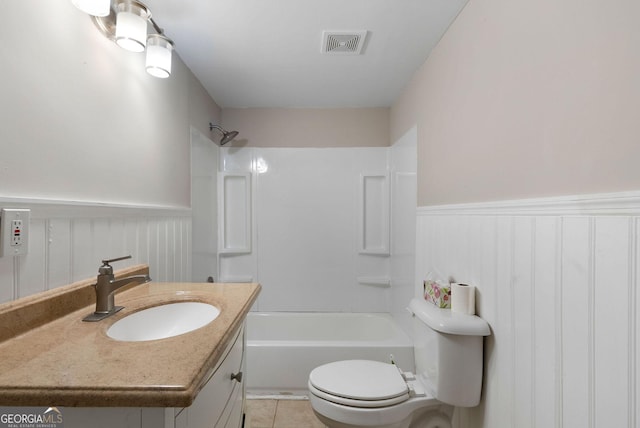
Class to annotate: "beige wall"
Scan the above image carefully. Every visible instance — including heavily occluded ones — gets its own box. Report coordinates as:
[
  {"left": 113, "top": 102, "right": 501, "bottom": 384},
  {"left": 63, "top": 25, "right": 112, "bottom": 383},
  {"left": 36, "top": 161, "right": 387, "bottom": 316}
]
[
  {"left": 190, "top": 74, "right": 222, "bottom": 140},
  {"left": 221, "top": 108, "right": 389, "bottom": 147},
  {"left": 0, "top": 1, "right": 220, "bottom": 208},
  {"left": 9, "top": 0, "right": 637, "bottom": 208},
  {"left": 391, "top": 0, "right": 640, "bottom": 206}
]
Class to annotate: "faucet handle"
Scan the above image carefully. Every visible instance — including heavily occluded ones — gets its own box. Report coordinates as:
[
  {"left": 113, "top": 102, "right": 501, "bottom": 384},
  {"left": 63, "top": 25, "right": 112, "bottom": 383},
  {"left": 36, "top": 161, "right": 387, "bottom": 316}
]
[
  {"left": 102, "top": 255, "right": 132, "bottom": 265},
  {"left": 99, "top": 255, "right": 132, "bottom": 275}
]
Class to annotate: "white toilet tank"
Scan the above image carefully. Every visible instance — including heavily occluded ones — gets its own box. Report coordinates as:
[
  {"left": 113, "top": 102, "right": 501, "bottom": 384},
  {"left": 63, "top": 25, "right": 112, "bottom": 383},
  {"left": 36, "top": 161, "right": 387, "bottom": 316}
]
[{"left": 408, "top": 298, "right": 491, "bottom": 407}]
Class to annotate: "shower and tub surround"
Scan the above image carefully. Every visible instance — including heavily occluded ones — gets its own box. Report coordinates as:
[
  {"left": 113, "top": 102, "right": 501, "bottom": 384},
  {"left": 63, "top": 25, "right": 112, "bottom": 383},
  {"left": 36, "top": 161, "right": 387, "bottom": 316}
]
[
  {"left": 0, "top": 265, "right": 261, "bottom": 409},
  {"left": 245, "top": 312, "right": 413, "bottom": 396}
]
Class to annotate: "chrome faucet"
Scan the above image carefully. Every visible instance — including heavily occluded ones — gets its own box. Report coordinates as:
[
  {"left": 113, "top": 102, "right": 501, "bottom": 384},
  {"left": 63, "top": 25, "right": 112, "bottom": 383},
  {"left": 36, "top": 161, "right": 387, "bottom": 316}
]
[{"left": 83, "top": 255, "right": 151, "bottom": 322}]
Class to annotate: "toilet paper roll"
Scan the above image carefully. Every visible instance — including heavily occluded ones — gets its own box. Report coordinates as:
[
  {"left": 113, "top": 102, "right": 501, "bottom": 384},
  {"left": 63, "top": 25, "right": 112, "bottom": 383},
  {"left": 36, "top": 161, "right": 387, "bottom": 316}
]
[{"left": 451, "top": 283, "right": 476, "bottom": 315}]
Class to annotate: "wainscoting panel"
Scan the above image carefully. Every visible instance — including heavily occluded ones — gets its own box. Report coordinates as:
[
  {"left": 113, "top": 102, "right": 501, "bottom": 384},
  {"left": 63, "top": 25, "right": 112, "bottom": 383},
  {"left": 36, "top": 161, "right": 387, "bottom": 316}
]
[
  {"left": 416, "top": 192, "right": 640, "bottom": 428},
  {"left": 593, "top": 217, "right": 632, "bottom": 428},
  {"left": 561, "top": 217, "right": 591, "bottom": 428},
  {"left": 533, "top": 217, "right": 561, "bottom": 428},
  {"left": 511, "top": 217, "right": 534, "bottom": 428},
  {"left": 0, "top": 200, "right": 191, "bottom": 304}
]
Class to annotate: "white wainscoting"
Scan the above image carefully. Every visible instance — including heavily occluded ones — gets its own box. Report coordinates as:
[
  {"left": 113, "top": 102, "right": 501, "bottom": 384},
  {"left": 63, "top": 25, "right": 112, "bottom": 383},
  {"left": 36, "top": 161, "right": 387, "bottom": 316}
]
[
  {"left": 0, "top": 199, "right": 191, "bottom": 304},
  {"left": 416, "top": 191, "right": 639, "bottom": 428}
]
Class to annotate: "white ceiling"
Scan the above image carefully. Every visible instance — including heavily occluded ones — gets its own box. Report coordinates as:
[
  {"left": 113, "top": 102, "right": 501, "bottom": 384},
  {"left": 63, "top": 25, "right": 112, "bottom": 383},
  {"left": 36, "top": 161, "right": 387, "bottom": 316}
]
[{"left": 143, "top": 0, "right": 469, "bottom": 108}]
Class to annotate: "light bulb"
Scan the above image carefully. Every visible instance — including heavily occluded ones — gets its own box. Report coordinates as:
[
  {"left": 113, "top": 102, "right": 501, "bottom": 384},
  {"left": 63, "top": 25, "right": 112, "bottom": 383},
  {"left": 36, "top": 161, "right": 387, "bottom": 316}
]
[{"left": 115, "top": 1, "right": 150, "bottom": 53}]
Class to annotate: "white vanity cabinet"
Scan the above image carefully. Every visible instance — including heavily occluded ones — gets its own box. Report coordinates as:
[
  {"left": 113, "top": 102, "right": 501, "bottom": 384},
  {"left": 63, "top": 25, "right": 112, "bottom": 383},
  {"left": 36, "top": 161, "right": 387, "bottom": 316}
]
[
  {"left": 175, "top": 325, "right": 246, "bottom": 428},
  {"left": 62, "top": 325, "right": 246, "bottom": 428}
]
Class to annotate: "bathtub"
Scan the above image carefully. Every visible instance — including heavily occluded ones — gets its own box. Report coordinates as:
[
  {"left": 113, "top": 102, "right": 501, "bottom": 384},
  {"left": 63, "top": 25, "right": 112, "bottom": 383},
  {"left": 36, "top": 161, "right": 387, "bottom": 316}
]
[{"left": 245, "top": 312, "right": 414, "bottom": 396}]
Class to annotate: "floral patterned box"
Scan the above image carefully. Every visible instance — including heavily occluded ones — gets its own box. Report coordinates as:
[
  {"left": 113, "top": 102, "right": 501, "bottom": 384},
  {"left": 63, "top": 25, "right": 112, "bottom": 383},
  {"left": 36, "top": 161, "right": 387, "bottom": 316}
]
[{"left": 423, "top": 279, "right": 451, "bottom": 309}]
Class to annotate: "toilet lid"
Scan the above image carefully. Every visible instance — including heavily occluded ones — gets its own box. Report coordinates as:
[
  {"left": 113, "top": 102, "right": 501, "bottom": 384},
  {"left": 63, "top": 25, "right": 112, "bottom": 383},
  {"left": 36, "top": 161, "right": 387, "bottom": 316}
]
[{"left": 309, "top": 360, "right": 409, "bottom": 402}]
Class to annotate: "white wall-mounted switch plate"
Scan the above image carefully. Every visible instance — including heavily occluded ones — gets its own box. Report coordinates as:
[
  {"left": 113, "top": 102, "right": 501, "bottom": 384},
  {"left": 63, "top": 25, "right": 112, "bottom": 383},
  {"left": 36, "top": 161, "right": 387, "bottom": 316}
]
[{"left": 0, "top": 208, "right": 30, "bottom": 257}]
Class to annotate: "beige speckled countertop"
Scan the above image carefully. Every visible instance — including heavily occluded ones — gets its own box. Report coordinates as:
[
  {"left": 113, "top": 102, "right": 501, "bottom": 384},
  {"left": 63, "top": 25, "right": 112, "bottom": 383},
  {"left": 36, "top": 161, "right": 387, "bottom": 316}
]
[{"left": 0, "top": 265, "right": 261, "bottom": 408}]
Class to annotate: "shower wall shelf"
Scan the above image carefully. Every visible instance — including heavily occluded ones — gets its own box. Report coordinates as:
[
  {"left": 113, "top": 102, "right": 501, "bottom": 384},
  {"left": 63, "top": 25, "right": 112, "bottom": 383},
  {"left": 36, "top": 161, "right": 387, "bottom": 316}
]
[
  {"left": 357, "top": 276, "right": 391, "bottom": 287},
  {"left": 358, "top": 172, "right": 390, "bottom": 255},
  {"left": 218, "top": 172, "right": 252, "bottom": 254}
]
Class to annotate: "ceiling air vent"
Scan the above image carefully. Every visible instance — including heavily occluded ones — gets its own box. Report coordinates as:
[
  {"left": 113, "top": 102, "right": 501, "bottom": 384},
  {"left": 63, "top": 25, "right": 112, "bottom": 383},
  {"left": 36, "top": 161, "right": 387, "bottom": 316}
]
[{"left": 322, "top": 31, "right": 368, "bottom": 55}]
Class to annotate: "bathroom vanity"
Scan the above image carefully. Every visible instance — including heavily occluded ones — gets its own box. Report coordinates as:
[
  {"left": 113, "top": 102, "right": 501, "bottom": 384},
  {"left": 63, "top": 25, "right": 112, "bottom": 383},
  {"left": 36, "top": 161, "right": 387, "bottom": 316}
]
[
  {"left": 60, "top": 325, "right": 247, "bottom": 428},
  {"left": 0, "top": 265, "right": 261, "bottom": 428}
]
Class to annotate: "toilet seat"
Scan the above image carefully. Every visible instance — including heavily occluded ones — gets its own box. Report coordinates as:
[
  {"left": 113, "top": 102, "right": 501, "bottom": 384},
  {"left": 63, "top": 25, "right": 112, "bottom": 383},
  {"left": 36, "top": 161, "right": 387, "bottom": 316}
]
[
  {"left": 308, "top": 360, "right": 411, "bottom": 408},
  {"left": 308, "top": 381, "right": 410, "bottom": 408}
]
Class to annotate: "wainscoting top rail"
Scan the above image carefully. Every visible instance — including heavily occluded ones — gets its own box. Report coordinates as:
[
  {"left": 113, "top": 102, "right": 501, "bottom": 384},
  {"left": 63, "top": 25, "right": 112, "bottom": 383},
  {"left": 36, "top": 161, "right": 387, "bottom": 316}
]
[
  {"left": 417, "top": 190, "right": 640, "bottom": 216},
  {"left": 0, "top": 197, "right": 191, "bottom": 219}
]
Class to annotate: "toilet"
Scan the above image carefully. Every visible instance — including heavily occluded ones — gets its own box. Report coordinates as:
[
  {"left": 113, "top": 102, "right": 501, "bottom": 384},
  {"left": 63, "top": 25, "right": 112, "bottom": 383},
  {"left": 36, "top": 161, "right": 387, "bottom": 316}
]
[{"left": 308, "top": 298, "right": 491, "bottom": 428}]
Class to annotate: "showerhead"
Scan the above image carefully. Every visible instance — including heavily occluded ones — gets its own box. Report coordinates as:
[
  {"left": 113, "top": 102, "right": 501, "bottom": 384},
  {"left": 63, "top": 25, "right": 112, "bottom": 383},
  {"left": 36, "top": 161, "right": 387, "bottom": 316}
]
[
  {"left": 220, "top": 130, "right": 239, "bottom": 145},
  {"left": 209, "top": 123, "right": 239, "bottom": 146}
]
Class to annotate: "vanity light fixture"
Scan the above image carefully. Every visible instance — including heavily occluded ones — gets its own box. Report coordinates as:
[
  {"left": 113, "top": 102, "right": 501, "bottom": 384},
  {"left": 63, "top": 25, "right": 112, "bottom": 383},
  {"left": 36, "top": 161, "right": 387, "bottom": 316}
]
[
  {"left": 72, "top": 0, "right": 175, "bottom": 78},
  {"left": 71, "top": 0, "right": 111, "bottom": 17}
]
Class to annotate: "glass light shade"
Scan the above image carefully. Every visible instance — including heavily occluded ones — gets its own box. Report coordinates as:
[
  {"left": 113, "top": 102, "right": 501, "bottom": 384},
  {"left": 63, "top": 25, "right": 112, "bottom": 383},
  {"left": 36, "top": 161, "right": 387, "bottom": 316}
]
[
  {"left": 72, "top": 0, "right": 110, "bottom": 17},
  {"left": 115, "top": 1, "right": 150, "bottom": 52},
  {"left": 146, "top": 35, "right": 174, "bottom": 78}
]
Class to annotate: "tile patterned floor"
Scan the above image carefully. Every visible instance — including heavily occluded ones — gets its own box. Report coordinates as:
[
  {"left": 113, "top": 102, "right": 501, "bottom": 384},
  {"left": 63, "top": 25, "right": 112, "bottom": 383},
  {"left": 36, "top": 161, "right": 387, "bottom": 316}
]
[{"left": 245, "top": 399, "right": 327, "bottom": 428}]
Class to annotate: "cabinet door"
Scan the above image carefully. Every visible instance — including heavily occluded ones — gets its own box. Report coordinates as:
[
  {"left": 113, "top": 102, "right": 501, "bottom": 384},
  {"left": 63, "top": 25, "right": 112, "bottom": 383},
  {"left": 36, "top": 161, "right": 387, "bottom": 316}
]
[
  {"left": 224, "top": 329, "right": 246, "bottom": 428},
  {"left": 222, "top": 383, "right": 244, "bottom": 428},
  {"left": 175, "top": 408, "right": 188, "bottom": 428},
  {"left": 214, "top": 381, "right": 239, "bottom": 428},
  {"left": 187, "top": 327, "right": 244, "bottom": 428}
]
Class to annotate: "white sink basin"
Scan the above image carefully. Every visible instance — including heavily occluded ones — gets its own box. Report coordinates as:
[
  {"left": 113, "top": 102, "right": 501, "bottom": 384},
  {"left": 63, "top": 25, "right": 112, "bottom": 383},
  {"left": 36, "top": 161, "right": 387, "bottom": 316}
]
[{"left": 107, "top": 302, "right": 220, "bottom": 342}]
